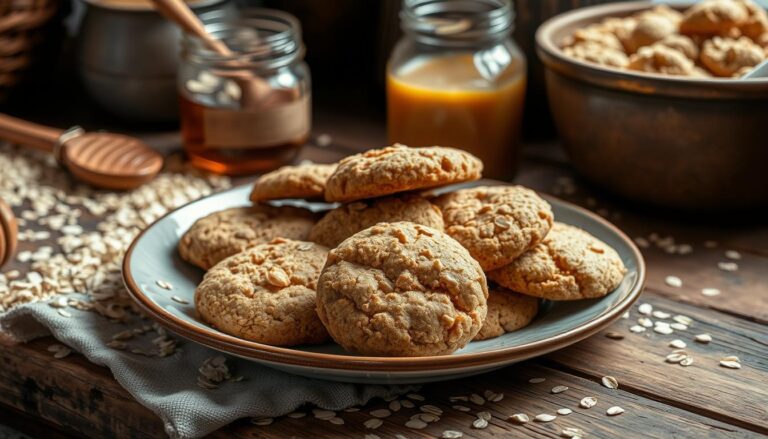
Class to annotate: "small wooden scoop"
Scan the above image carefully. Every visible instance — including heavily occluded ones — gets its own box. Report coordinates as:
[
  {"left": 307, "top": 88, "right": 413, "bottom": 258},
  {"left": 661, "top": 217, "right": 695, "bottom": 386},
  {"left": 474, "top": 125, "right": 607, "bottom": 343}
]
[{"left": 0, "top": 113, "right": 163, "bottom": 190}]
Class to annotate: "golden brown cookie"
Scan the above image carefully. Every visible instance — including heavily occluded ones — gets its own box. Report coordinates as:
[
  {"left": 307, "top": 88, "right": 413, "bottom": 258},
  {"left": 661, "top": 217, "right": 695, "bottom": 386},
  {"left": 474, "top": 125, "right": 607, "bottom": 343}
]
[
  {"left": 563, "top": 42, "right": 630, "bottom": 68},
  {"left": 473, "top": 287, "right": 539, "bottom": 341},
  {"left": 624, "top": 13, "right": 678, "bottom": 53},
  {"left": 178, "top": 205, "right": 316, "bottom": 270},
  {"left": 700, "top": 36, "right": 765, "bottom": 76},
  {"left": 249, "top": 163, "right": 337, "bottom": 202},
  {"left": 737, "top": 0, "right": 768, "bottom": 39},
  {"left": 310, "top": 195, "right": 444, "bottom": 248},
  {"left": 680, "top": 0, "right": 749, "bottom": 36},
  {"left": 488, "top": 222, "right": 627, "bottom": 301},
  {"left": 627, "top": 44, "right": 696, "bottom": 75},
  {"left": 324, "top": 145, "right": 483, "bottom": 202},
  {"left": 655, "top": 34, "right": 700, "bottom": 59},
  {"left": 195, "top": 239, "right": 329, "bottom": 346},
  {"left": 435, "top": 186, "right": 554, "bottom": 271},
  {"left": 316, "top": 222, "right": 488, "bottom": 356},
  {"left": 566, "top": 25, "right": 625, "bottom": 51}
]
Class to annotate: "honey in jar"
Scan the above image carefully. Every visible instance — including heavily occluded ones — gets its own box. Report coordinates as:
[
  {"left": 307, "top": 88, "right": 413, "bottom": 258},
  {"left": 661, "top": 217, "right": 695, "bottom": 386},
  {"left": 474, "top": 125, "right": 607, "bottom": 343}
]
[
  {"left": 178, "top": 9, "right": 311, "bottom": 175},
  {"left": 387, "top": 0, "right": 526, "bottom": 179}
]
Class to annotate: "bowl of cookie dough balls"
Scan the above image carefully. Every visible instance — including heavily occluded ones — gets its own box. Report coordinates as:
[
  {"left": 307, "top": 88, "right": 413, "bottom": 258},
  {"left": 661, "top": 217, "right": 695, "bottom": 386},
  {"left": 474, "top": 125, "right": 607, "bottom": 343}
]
[{"left": 536, "top": 0, "right": 768, "bottom": 210}]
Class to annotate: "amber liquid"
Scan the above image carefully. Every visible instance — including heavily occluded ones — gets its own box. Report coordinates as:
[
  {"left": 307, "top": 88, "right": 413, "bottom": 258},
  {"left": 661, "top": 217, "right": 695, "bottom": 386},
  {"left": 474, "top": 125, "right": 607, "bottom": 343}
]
[
  {"left": 180, "top": 95, "right": 307, "bottom": 175},
  {"left": 387, "top": 53, "right": 526, "bottom": 179}
]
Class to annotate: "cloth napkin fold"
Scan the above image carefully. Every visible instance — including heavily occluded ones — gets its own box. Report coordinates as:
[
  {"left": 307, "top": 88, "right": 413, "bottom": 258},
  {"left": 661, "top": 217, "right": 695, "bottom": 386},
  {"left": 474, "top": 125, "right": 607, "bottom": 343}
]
[{"left": 0, "top": 294, "right": 413, "bottom": 439}]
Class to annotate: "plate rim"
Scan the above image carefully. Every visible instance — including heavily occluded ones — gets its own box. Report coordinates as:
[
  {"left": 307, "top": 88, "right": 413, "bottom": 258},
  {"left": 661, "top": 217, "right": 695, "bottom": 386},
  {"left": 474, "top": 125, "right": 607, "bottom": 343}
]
[{"left": 122, "top": 181, "right": 646, "bottom": 372}]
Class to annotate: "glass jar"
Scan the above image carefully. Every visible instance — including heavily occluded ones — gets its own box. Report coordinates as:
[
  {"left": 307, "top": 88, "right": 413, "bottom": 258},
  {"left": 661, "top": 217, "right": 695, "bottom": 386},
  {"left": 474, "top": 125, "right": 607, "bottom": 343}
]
[
  {"left": 179, "top": 9, "right": 311, "bottom": 175},
  {"left": 387, "top": 0, "right": 526, "bottom": 179}
]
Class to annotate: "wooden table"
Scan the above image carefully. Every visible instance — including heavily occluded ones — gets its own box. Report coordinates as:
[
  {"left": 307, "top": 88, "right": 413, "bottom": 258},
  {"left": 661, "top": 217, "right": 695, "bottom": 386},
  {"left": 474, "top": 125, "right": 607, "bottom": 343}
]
[{"left": 0, "top": 114, "right": 766, "bottom": 439}]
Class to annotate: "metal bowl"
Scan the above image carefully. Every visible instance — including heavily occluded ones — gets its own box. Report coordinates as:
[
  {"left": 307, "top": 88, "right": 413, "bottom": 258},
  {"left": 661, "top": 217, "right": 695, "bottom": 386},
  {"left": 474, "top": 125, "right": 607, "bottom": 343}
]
[{"left": 536, "top": 1, "right": 768, "bottom": 210}]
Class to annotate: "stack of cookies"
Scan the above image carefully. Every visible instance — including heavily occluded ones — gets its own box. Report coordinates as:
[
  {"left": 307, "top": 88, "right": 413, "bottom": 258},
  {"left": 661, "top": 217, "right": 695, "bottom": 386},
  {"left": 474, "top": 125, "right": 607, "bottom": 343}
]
[{"left": 180, "top": 145, "right": 626, "bottom": 357}]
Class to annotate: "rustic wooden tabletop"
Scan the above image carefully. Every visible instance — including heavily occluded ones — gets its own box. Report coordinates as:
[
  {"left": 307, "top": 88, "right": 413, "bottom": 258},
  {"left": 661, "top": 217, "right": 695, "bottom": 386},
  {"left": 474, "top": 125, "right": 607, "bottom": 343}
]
[{"left": 0, "top": 112, "right": 766, "bottom": 439}]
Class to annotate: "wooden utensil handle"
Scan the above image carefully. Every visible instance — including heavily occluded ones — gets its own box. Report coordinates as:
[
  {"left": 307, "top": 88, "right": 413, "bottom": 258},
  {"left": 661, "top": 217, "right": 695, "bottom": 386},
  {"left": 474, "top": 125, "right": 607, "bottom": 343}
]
[
  {"left": 0, "top": 113, "right": 62, "bottom": 153},
  {"left": 150, "top": 0, "right": 232, "bottom": 56}
]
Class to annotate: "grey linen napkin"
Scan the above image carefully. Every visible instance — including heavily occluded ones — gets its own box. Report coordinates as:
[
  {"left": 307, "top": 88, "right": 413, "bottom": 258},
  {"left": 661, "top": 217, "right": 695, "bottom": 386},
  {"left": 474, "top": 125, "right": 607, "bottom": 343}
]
[{"left": 0, "top": 294, "right": 413, "bottom": 439}]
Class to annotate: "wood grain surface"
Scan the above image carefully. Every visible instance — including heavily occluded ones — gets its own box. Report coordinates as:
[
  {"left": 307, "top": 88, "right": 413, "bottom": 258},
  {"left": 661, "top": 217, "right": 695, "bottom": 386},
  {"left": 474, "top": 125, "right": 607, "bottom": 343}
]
[{"left": 0, "top": 115, "right": 766, "bottom": 439}]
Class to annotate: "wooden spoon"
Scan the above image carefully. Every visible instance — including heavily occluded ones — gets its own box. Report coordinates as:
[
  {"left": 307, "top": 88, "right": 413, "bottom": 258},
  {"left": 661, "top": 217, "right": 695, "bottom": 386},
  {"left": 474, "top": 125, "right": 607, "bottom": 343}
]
[
  {"left": 150, "top": 0, "right": 274, "bottom": 108},
  {"left": 0, "top": 113, "right": 163, "bottom": 190},
  {"left": 0, "top": 197, "right": 17, "bottom": 269}
]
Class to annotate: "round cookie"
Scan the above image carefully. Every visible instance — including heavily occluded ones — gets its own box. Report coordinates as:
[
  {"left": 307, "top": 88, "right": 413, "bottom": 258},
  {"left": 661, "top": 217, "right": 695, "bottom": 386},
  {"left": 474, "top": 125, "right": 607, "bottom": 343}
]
[
  {"left": 250, "top": 163, "right": 337, "bottom": 202},
  {"left": 627, "top": 44, "right": 696, "bottom": 76},
  {"left": 474, "top": 287, "right": 539, "bottom": 341},
  {"left": 700, "top": 36, "right": 765, "bottom": 77},
  {"left": 178, "top": 205, "right": 316, "bottom": 270},
  {"left": 680, "top": 0, "right": 749, "bottom": 36},
  {"left": 563, "top": 42, "right": 630, "bottom": 68},
  {"left": 324, "top": 145, "right": 483, "bottom": 202},
  {"left": 435, "top": 185, "right": 554, "bottom": 271},
  {"left": 488, "top": 222, "right": 627, "bottom": 301},
  {"left": 195, "top": 239, "right": 330, "bottom": 346},
  {"left": 316, "top": 222, "right": 488, "bottom": 356},
  {"left": 310, "top": 195, "right": 444, "bottom": 248}
]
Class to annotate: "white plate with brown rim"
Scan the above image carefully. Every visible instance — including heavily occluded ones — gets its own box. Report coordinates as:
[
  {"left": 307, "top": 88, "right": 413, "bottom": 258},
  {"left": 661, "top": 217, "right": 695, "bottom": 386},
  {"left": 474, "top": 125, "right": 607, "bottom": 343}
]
[{"left": 122, "top": 179, "right": 645, "bottom": 384}]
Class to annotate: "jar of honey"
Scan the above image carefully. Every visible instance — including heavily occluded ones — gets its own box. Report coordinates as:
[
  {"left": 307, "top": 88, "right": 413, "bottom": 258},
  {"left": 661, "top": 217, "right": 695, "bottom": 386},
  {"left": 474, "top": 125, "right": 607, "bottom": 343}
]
[
  {"left": 387, "top": 0, "right": 526, "bottom": 179},
  {"left": 179, "top": 9, "right": 311, "bottom": 175}
]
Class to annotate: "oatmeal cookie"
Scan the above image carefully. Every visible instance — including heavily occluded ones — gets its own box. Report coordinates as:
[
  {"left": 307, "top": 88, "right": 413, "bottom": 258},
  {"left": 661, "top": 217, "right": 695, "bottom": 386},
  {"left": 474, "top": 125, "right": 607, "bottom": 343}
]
[
  {"left": 324, "top": 145, "right": 483, "bottom": 202},
  {"left": 737, "top": 0, "right": 768, "bottom": 39},
  {"left": 249, "top": 163, "right": 336, "bottom": 202},
  {"left": 435, "top": 186, "right": 554, "bottom": 271},
  {"left": 310, "top": 195, "right": 444, "bottom": 248},
  {"left": 680, "top": 0, "right": 749, "bottom": 36},
  {"left": 473, "top": 287, "right": 539, "bottom": 341},
  {"left": 627, "top": 44, "right": 696, "bottom": 75},
  {"left": 488, "top": 222, "right": 627, "bottom": 301},
  {"left": 624, "top": 13, "right": 678, "bottom": 53},
  {"left": 565, "top": 25, "right": 625, "bottom": 51},
  {"left": 655, "top": 34, "right": 700, "bottom": 59},
  {"left": 195, "top": 239, "right": 329, "bottom": 346},
  {"left": 316, "top": 222, "right": 488, "bottom": 356},
  {"left": 563, "top": 42, "right": 630, "bottom": 68},
  {"left": 700, "top": 36, "right": 765, "bottom": 76},
  {"left": 178, "top": 205, "right": 316, "bottom": 270}
]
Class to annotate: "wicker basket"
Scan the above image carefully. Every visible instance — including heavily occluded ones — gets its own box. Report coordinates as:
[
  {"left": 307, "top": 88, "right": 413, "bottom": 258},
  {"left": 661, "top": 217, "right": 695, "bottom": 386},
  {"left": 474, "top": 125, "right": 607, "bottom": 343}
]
[{"left": 0, "top": 0, "right": 62, "bottom": 99}]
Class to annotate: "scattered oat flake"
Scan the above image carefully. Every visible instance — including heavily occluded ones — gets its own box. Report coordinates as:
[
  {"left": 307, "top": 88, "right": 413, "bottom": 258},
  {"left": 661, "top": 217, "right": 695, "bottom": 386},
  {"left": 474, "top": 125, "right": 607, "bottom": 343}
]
[
  {"left": 718, "top": 261, "right": 738, "bottom": 272},
  {"left": 472, "top": 418, "right": 488, "bottom": 429},
  {"left": 286, "top": 411, "right": 305, "bottom": 418},
  {"left": 680, "top": 357, "right": 694, "bottom": 367},
  {"left": 477, "top": 411, "right": 492, "bottom": 421},
  {"left": 720, "top": 358, "right": 742, "bottom": 369},
  {"left": 557, "top": 408, "right": 573, "bottom": 416},
  {"left": 638, "top": 303, "right": 653, "bottom": 315},
  {"left": 313, "top": 409, "right": 336, "bottom": 420},
  {"left": 664, "top": 276, "right": 682, "bottom": 288},
  {"left": 562, "top": 427, "right": 586, "bottom": 438},
  {"left": 442, "top": 431, "right": 463, "bottom": 439},
  {"left": 370, "top": 409, "right": 391, "bottom": 418},
  {"left": 606, "top": 406, "right": 625, "bottom": 416},
  {"left": 155, "top": 279, "right": 173, "bottom": 290},
  {"left": 251, "top": 417, "right": 273, "bottom": 426},
  {"left": 469, "top": 393, "right": 485, "bottom": 405},
  {"left": 725, "top": 250, "right": 741, "bottom": 260},
  {"left": 365, "top": 435, "right": 381, "bottom": 439},
  {"left": 670, "top": 323, "right": 688, "bottom": 331},
  {"left": 453, "top": 405, "right": 471, "bottom": 412},
  {"left": 57, "top": 309, "right": 72, "bottom": 318},
  {"left": 673, "top": 315, "right": 693, "bottom": 325},
  {"left": 654, "top": 324, "right": 674, "bottom": 335},
  {"left": 407, "top": 393, "right": 425, "bottom": 401},
  {"left": 602, "top": 376, "right": 619, "bottom": 389},
  {"left": 509, "top": 413, "right": 529, "bottom": 424},
  {"left": 551, "top": 385, "right": 569, "bottom": 394},
  {"left": 634, "top": 237, "right": 650, "bottom": 248},
  {"left": 171, "top": 295, "right": 189, "bottom": 304},
  {"left": 329, "top": 417, "right": 344, "bottom": 425},
  {"left": 629, "top": 325, "right": 646, "bottom": 333},
  {"left": 605, "top": 332, "right": 624, "bottom": 340},
  {"left": 405, "top": 419, "right": 428, "bottom": 429},
  {"left": 638, "top": 317, "right": 653, "bottom": 328},
  {"left": 652, "top": 310, "right": 671, "bottom": 319},
  {"left": 449, "top": 395, "right": 468, "bottom": 402},
  {"left": 694, "top": 333, "right": 712, "bottom": 343},
  {"left": 401, "top": 400, "right": 415, "bottom": 408},
  {"left": 666, "top": 353, "right": 687, "bottom": 364},
  {"left": 669, "top": 339, "right": 687, "bottom": 349},
  {"left": 701, "top": 288, "right": 721, "bottom": 297},
  {"left": 528, "top": 377, "right": 545, "bottom": 384},
  {"left": 421, "top": 404, "right": 443, "bottom": 416},
  {"left": 364, "top": 418, "right": 383, "bottom": 429},
  {"left": 534, "top": 414, "right": 557, "bottom": 422},
  {"left": 580, "top": 396, "right": 597, "bottom": 408}
]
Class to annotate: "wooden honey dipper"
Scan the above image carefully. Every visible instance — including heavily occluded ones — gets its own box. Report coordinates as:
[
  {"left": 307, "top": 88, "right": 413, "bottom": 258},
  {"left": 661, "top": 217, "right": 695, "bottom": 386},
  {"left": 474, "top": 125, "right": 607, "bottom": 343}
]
[
  {"left": 0, "top": 113, "right": 163, "bottom": 190},
  {"left": 0, "top": 197, "right": 17, "bottom": 269}
]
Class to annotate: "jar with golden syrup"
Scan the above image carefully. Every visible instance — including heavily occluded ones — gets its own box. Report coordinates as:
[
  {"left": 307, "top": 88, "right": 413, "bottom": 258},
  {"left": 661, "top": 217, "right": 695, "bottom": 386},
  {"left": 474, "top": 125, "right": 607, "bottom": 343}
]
[
  {"left": 179, "top": 9, "right": 311, "bottom": 175},
  {"left": 387, "top": 0, "right": 526, "bottom": 179}
]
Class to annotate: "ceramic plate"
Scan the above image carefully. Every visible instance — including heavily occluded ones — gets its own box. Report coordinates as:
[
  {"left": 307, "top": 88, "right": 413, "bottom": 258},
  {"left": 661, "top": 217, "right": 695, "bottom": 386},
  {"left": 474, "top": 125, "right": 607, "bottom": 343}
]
[{"left": 123, "top": 180, "right": 645, "bottom": 384}]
